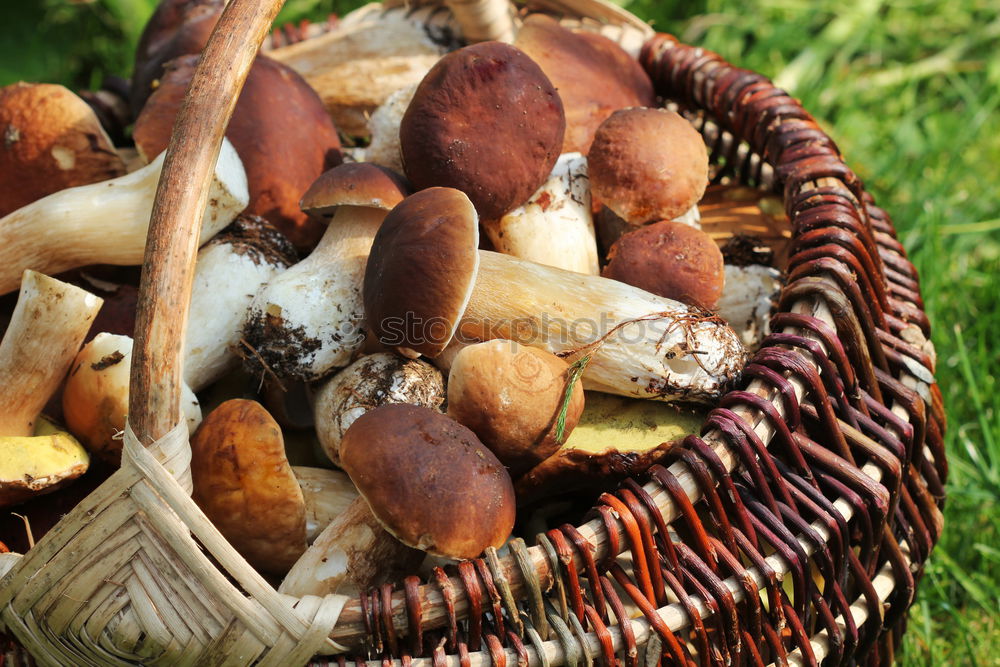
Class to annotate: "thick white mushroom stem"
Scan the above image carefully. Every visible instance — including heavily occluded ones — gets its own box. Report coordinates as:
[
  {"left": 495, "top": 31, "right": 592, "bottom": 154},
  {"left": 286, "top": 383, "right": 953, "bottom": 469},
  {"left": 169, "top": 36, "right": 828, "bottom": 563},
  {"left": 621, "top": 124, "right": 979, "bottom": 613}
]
[
  {"left": 0, "top": 139, "right": 248, "bottom": 295},
  {"left": 183, "top": 217, "right": 296, "bottom": 392},
  {"left": 487, "top": 153, "right": 599, "bottom": 275},
  {"left": 278, "top": 495, "right": 422, "bottom": 597},
  {"left": 0, "top": 271, "right": 102, "bottom": 435},
  {"left": 459, "top": 251, "right": 747, "bottom": 402},
  {"left": 243, "top": 206, "right": 387, "bottom": 380},
  {"left": 292, "top": 466, "right": 360, "bottom": 543}
]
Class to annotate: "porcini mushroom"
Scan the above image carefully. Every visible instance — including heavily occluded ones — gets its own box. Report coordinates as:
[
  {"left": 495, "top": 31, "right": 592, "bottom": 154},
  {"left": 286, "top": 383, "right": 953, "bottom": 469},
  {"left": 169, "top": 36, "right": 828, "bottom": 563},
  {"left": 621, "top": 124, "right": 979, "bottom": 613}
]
[
  {"left": 400, "top": 41, "right": 565, "bottom": 220},
  {"left": 447, "top": 340, "right": 585, "bottom": 476},
  {"left": 0, "top": 137, "right": 248, "bottom": 295},
  {"left": 190, "top": 399, "right": 305, "bottom": 575},
  {"left": 364, "top": 188, "right": 747, "bottom": 403},
  {"left": 293, "top": 466, "right": 359, "bottom": 543},
  {"left": 134, "top": 54, "right": 342, "bottom": 251},
  {"left": 0, "top": 83, "right": 126, "bottom": 217},
  {"left": 313, "top": 353, "right": 445, "bottom": 466},
  {"left": 602, "top": 220, "right": 725, "bottom": 311},
  {"left": 242, "top": 162, "right": 409, "bottom": 381},
  {"left": 0, "top": 271, "right": 100, "bottom": 505},
  {"left": 716, "top": 263, "right": 782, "bottom": 351},
  {"left": 588, "top": 107, "right": 709, "bottom": 226},
  {"left": 486, "top": 152, "right": 599, "bottom": 275},
  {"left": 513, "top": 15, "right": 655, "bottom": 154}
]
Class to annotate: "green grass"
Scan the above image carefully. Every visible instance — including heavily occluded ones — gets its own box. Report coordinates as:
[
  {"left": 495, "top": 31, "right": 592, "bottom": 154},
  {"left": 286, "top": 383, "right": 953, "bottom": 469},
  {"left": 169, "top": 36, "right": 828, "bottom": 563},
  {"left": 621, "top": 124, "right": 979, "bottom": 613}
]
[{"left": 3, "top": 0, "right": 998, "bottom": 663}]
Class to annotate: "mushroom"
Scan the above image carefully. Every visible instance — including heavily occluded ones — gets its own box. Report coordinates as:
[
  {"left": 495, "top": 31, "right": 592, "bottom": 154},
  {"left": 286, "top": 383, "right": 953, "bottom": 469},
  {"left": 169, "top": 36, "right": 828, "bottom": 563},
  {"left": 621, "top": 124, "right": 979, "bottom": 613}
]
[
  {"left": 185, "top": 214, "right": 298, "bottom": 391},
  {"left": 601, "top": 220, "right": 725, "bottom": 311},
  {"left": 133, "top": 53, "right": 342, "bottom": 251},
  {"left": 313, "top": 353, "right": 445, "bottom": 466},
  {"left": 513, "top": 14, "right": 655, "bottom": 154},
  {"left": 241, "top": 162, "right": 409, "bottom": 382},
  {"left": 363, "top": 82, "right": 418, "bottom": 175},
  {"left": 293, "top": 466, "right": 359, "bottom": 543},
  {"left": 588, "top": 107, "right": 709, "bottom": 226},
  {"left": 400, "top": 40, "right": 565, "bottom": 221},
  {"left": 190, "top": 399, "right": 305, "bottom": 575},
  {"left": 0, "top": 271, "right": 101, "bottom": 505},
  {"left": 515, "top": 391, "right": 705, "bottom": 504},
  {"left": 486, "top": 152, "right": 599, "bottom": 275},
  {"left": 364, "top": 188, "right": 747, "bottom": 403},
  {"left": 0, "top": 82, "right": 126, "bottom": 217},
  {"left": 62, "top": 333, "right": 201, "bottom": 465},
  {"left": 267, "top": 5, "right": 448, "bottom": 138},
  {"left": 0, "top": 137, "right": 248, "bottom": 295},
  {"left": 716, "top": 263, "right": 782, "bottom": 351},
  {"left": 447, "top": 340, "right": 585, "bottom": 476}
]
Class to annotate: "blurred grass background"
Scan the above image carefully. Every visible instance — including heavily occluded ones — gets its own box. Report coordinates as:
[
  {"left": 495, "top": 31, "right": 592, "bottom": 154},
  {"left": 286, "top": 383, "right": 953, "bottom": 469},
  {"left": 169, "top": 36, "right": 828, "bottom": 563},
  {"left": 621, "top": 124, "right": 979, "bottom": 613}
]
[{"left": 2, "top": 0, "right": 998, "bottom": 664}]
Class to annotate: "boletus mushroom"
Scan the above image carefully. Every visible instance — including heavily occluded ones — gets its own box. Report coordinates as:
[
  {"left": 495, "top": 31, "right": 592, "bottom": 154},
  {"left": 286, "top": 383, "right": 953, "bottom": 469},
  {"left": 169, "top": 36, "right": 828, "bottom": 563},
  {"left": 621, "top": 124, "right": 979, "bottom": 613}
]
[
  {"left": 447, "top": 340, "right": 584, "bottom": 476},
  {"left": 364, "top": 188, "right": 747, "bottom": 402},
  {"left": 0, "top": 271, "right": 100, "bottom": 506},
  {"left": 0, "top": 82, "right": 126, "bottom": 217},
  {"left": 241, "top": 162, "right": 409, "bottom": 381}
]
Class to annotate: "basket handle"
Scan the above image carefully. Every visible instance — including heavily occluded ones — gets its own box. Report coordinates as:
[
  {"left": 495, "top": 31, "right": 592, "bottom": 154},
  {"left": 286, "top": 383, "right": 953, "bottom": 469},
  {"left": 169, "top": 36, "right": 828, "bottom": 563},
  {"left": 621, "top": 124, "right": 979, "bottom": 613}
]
[{"left": 127, "top": 0, "right": 287, "bottom": 466}]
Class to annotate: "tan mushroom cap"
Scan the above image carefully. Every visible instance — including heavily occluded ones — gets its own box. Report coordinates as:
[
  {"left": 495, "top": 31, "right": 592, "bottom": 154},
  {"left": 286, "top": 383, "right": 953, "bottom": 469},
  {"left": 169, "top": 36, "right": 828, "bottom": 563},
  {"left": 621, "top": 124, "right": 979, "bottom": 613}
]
[
  {"left": 363, "top": 188, "right": 480, "bottom": 358},
  {"left": 340, "top": 404, "right": 515, "bottom": 559},
  {"left": 400, "top": 41, "right": 565, "bottom": 221},
  {"left": 602, "top": 220, "right": 725, "bottom": 311},
  {"left": 190, "top": 399, "right": 306, "bottom": 575},
  {"left": 447, "top": 340, "right": 585, "bottom": 476},
  {"left": 588, "top": 107, "right": 709, "bottom": 225},
  {"left": 514, "top": 15, "right": 654, "bottom": 155},
  {"left": 133, "top": 53, "right": 342, "bottom": 251},
  {"left": 300, "top": 162, "right": 410, "bottom": 220},
  {"left": 0, "top": 83, "right": 126, "bottom": 217}
]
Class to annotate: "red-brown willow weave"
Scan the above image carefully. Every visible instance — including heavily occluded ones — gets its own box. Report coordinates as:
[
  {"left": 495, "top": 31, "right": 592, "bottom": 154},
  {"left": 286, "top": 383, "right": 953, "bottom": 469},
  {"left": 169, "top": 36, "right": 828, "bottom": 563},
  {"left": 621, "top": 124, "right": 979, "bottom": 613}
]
[{"left": 341, "top": 32, "right": 946, "bottom": 666}]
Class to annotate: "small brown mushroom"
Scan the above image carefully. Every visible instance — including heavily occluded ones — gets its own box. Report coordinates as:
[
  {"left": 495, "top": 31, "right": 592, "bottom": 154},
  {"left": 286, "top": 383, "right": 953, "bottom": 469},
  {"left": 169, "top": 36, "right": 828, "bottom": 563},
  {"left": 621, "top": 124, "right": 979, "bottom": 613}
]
[
  {"left": 602, "top": 220, "right": 725, "bottom": 311},
  {"left": 0, "top": 83, "right": 126, "bottom": 217},
  {"left": 134, "top": 53, "right": 342, "bottom": 251},
  {"left": 447, "top": 340, "right": 584, "bottom": 476},
  {"left": 400, "top": 41, "right": 565, "bottom": 220},
  {"left": 341, "top": 404, "right": 516, "bottom": 559},
  {"left": 190, "top": 399, "right": 306, "bottom": 575},
  {"left": 588, "top": 107, "right": 709, "bottom": 225}
]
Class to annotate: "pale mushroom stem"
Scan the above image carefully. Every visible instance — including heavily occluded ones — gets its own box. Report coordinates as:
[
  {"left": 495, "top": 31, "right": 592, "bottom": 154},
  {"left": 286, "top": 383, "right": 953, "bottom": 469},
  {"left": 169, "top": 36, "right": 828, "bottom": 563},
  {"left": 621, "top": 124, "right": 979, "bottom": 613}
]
[
  {"left": 458, "top": 251, "right": 747, "bottom": 402},
  {"left": 0, "top": 140, "right": 248, "bottom": 296},
  {"left": 0, "top": 271, "right": 102, "bottom": 435}
]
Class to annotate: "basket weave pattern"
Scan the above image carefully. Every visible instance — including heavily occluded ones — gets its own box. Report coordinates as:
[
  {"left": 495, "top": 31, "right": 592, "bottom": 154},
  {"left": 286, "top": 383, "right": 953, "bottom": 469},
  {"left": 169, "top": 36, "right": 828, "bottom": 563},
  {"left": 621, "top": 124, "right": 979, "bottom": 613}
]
[{"left": 0, "top": 2, "right": 943, "bottom": 665}]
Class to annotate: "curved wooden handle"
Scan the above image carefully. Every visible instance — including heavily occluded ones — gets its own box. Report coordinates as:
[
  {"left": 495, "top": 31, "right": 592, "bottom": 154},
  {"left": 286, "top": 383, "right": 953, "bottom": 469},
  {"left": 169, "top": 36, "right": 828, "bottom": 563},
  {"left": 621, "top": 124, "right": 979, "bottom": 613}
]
[{"left": 128, "top": 0, "right": 286, "bottom": 451}]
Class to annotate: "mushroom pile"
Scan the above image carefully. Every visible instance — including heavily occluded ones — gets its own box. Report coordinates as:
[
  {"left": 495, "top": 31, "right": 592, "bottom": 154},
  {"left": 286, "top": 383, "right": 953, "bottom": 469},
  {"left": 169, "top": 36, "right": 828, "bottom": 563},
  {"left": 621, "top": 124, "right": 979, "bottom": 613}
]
[{"left": 0, "top": 2, "right": 789, "bottom": 590}]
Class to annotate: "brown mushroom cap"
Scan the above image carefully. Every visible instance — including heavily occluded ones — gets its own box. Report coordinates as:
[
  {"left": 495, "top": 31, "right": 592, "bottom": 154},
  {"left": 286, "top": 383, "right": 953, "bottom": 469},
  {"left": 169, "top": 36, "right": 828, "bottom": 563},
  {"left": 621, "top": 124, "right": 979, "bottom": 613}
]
[
  {"left": 133, "top": 53, "right": 342, "bottom": 251},
  {"left": 363, "top": 188, "right": 480, "bottom": 358},
  {"left": 400, "top": 41, "right": 565, "bottom": 221},
  {"left": 602, "top": 220, "right": 725, "bottom": 310},
  {"left": 190, "top": 399, "right": 306, "bottom": 575},
  {"left": 447, "top": 340, "right": 585, "bottom": 476},
  {"left": 0, "top": 83, "right": 126, "bottom": 217},
  {"left": 130, "top": 0, "right": 224, "bottom": 113},
  {"left": 340, "top": 403, "right": 515, "bottom": 559},
  {"left": 588, "top": 108, "right": 709, "bottom": 224},
  {"left": 300, "top": 162, "right": 410, "bottom": 220},
  {"left": 514, "top": 15, "right": 654, "bottom": 154}
]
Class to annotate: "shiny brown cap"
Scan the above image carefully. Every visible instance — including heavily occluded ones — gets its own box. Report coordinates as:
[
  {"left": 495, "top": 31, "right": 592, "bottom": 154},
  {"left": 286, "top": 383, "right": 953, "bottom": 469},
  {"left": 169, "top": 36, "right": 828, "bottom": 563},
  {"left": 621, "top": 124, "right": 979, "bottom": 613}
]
[
  {"left": 400, "top": 41, "right": 565, "bottom": 221},
  {"left": 0, "top": 83, "right": 126, "bottom": 217},
  {"left": 363, "top": 188, "right": 480, "bottom": 358},
  {"left": 190, "top": 399, "right": 306, "bottom": 575},
  {"left": 602, "top": 220, "right": 725, "bottom": 310},
  {"left": 300, "top": 162, "right": 410, "bottom": 220},
  {"left": 340, "top": 404, "right": 515, "bottom": 559},
  {"left": 514, "top": 15, "right": 654, "bottom": 154},
  {"left": 588, "top": 107, "right": 708, "bottom": 224},
  {"left": 134, "top": 54, "right": 342, "bottom": 252}
]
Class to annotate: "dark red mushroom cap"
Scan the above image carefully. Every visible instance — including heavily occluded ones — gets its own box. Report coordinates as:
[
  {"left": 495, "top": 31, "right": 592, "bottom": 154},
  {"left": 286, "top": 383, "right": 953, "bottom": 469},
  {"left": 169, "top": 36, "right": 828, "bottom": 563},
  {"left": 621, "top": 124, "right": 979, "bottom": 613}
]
[
  {"left": 340, "top": 403, "right": 516, "bottom": 559},
  {"left": 363, "top": 187, "right": 480, "bottom": 358},
  {"left": 400, "top": 41, "right": 565, "bottom": 221}
]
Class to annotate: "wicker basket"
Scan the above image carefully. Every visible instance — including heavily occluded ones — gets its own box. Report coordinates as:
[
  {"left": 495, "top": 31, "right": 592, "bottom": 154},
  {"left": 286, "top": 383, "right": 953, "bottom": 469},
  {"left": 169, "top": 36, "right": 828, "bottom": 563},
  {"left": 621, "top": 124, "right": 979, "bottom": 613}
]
[{"left": 0, "top": 0, "right": 945, "bottom": 664}]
